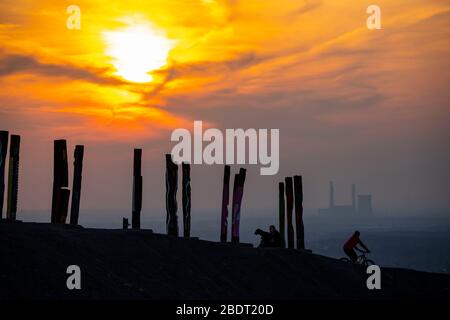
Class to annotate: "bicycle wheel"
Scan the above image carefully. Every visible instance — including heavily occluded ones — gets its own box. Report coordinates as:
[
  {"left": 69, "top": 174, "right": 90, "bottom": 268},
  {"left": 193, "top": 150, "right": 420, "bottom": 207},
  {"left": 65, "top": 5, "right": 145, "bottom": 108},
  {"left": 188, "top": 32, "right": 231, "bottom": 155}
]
[
  {"left": 340, "top": 257, "right": 351, "bottom": 263},
  {"left": 365, "top": 259, "right": 375, "bottom": 266}
]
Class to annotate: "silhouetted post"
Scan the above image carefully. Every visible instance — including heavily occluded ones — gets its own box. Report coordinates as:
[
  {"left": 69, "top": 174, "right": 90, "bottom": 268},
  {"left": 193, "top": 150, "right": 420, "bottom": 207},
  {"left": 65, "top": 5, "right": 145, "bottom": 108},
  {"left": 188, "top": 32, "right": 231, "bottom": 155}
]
[
  {"left": 231, "top": 168, "right": 246, "bottom": 243},
  {"left": 59, "top": 187, "right": 71, "bottom": 223},
  {"left": 51, "top": 140, "right": 69, "bottom": 223},
  {"left": 285, "top": 177, "right": 294, "bottom": 249},
  {"left": 70, "top": 145, "right": 84, "bottom": 225},
  {"left": 278, "top": 182, "right": 286, "bottom": 248},
  {"left": 182, "top": 162, "right": 191, "bottom": 238},
  {"left": 132, "top": 149, "right": 142, "bottom": 229},
  {"left": 122, "top": 217, "right": 129, "bottom": 229},
  {"left": 165, "top": 154, "right": 178, "bottom": 236},
  {"left": 220, "top": 165, "right": 231, "bottom": 242},
  {"left": 294, "top": 175, "right": 305, "bottom": 250},
  {"left": 6, "top": 135, "right": 20, "bottom": 220},
  {"left": 0, "top": 131, "right": 8, "bottom": 217}
]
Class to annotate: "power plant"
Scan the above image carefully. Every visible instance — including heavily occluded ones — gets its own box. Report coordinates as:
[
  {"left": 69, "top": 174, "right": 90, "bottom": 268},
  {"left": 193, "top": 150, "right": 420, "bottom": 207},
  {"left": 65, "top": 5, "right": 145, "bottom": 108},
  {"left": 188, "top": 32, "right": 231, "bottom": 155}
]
[{"left": 318, "top": 181, "right": 373, "bottom": 216}]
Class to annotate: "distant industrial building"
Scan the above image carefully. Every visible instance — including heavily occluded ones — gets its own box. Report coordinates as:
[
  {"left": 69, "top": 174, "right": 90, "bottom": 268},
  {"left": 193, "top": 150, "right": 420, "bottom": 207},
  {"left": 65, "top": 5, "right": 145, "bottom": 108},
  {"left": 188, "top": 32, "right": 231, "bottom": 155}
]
[
  {"left": 318, "top": 181, "right": 373, "bottom": 216},
  {"left": 357, "top": 194, "right": 373, "bottom": 215}
]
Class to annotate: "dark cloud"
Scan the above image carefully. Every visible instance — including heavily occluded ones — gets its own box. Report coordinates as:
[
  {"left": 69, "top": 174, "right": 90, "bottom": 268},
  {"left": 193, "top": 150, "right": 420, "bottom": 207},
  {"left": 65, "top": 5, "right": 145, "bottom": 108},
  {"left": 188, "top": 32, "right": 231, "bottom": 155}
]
[
  {"left": 138, "top": 51, "right": 271, "bottom": 100},
  {"left": 295, "top": 0, "right": 322, "bottom": 16},
  {"left": 0, "top": 52, "right": 122, "bottom": 85},
  {"left": 284, "top": 0, "right": 321, "bottom": 21},
  {"left": 168, "top": 51, "right": 268, "bottom": 77}
]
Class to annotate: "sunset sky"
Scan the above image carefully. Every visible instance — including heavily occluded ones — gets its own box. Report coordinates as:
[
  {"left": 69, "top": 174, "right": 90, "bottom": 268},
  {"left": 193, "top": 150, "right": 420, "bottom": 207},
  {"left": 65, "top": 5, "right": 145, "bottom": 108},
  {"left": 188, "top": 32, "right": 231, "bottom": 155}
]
[{"left": 0, "top": 0, "right": 449, "bottom": 219}]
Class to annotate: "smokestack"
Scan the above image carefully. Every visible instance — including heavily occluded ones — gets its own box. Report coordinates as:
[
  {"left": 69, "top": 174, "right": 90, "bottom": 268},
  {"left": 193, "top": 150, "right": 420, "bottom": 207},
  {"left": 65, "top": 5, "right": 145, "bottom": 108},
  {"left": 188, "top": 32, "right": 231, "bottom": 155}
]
[
  {"left": 329, "top": 180, "right": 334, "bottom": 208},
  {"left": 358, "top": 195, "right": 373, "bottom": 215},
  {"left": 351, "top": 184, "right": 356, "bottom": 213}
]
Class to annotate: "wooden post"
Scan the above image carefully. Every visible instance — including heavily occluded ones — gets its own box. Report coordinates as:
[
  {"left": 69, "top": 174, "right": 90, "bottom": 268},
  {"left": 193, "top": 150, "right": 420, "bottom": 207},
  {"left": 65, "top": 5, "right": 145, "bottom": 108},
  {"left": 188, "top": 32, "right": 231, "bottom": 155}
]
[
  {"left": 294, "top": 175, "right": 305, "bottom": 250},
  {"left": 182, "top": 162, "right": 191, "bottom": 238},
  {"left": 220, "top": 165, "right": 231, "bottom": 242},
  {"left": 278, "top": 182, "right": 286, "bottom": 248},
  {"left": 285, "top": 177, "right": 294, "bottom": 249},
  {"left": 122, "top": 217, "right": 129, "bottom": 229},
  {"left": 51, "top": 140, "right": 69, "bottom": 223},
  {"left": 70, "top": 145, "right": 84, "bottom": 225},
  {"left": 0, "top": 131, "right": 8, "bottom": 217},
  {"left": 165, "top": 154, "right": 178, "bottom": 236},
  {"left": 59, "top": 188, "right": 71, "bottom": 223},
  {"left": 231, "top": 168, "right": 246, "bottom": 243},
  {"left": 132, "top": 149, "right": 142, "bottom": 229},
  {"left": 6, "top": 135, "right": 20, "bottom": 220}
]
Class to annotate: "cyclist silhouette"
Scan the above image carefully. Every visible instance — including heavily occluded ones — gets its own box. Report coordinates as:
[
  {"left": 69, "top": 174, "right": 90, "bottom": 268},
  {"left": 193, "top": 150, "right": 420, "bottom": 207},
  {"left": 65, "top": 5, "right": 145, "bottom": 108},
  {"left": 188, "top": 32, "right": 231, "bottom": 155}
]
[{"left": 343, "top": 231, "right": 370, "bottom": 263}]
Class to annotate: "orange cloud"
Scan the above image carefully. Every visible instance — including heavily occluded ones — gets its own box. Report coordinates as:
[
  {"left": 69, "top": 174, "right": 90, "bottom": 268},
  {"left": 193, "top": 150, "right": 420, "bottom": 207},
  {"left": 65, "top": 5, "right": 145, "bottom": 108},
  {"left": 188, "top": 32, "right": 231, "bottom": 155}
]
[{"left": 0, "top": 0, "right": 449, "bottom": 143}]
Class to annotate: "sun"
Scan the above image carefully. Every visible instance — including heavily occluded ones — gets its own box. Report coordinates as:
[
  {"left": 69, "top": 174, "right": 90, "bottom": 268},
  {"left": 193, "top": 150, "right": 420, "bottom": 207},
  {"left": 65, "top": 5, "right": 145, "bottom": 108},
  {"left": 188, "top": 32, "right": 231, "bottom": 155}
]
[{"left": 103, "top": 23, "right": 174, "bottom": 83}]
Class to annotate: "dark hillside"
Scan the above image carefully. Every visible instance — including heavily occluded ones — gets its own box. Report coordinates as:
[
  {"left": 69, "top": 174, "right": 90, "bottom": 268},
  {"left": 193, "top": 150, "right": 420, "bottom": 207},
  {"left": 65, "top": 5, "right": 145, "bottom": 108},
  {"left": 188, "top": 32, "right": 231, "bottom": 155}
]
[{"left": 1, "top": 220, "right": 449, "bottom": 299}]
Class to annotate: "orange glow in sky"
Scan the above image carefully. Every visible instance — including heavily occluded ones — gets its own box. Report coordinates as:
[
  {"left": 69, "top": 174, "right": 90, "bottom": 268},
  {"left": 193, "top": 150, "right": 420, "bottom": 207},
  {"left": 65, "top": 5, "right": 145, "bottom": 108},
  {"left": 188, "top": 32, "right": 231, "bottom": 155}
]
[
  {"left": 0, "top": 0, "right": 449, "bottom": 142},
  {"left": 0, "top": 0, "right": 449, "bottom": 212},
  {"left": 103, "top": 21, "right": 175, "bottom": 83}
]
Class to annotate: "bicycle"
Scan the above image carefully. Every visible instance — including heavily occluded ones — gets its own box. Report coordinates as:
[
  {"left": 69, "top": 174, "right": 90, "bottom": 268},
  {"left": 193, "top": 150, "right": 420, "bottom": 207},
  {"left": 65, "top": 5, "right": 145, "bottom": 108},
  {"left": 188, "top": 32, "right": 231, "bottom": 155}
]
[{"left": 340, "top": 248, "right": 375, "bottom": 266}]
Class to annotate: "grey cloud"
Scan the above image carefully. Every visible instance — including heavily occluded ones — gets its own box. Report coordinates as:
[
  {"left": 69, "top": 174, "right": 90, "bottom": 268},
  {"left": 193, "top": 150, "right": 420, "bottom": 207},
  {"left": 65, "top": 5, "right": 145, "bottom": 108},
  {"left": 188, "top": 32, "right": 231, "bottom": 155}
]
[
  {"left": 0, "top": 53, "right": 122, "bottom": 85},
  {"left": 295, "top": 0, "right": 322, "bottom": 16},
  {"left": 138, "top": 51, "right": 271, "bottom": 100}
]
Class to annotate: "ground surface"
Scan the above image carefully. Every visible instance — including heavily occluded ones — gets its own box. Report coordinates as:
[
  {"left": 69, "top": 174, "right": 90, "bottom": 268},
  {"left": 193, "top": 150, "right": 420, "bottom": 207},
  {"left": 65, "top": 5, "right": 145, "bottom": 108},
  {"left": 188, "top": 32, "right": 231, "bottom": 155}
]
[{"left": 1, "top": 220, "right": 449, "bottom": 299}]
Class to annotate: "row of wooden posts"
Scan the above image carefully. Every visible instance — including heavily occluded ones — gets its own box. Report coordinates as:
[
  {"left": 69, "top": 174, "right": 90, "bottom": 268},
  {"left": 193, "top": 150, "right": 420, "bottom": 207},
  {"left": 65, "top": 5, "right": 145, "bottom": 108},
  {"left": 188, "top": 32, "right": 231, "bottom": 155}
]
[
  {"left": 0, "top": 134, "right": 84, "bottom": 225},
  {"left": 0, "top": 133, "right": 197, "bottom": 238},
  {"left": 131, "top": 154, "right": 247, "bottom": 242},
  {"left": 127, "top": 152, "right": 193, "bottom": 237},
  {"left": 0, "top": 131, "right": 305, "bottom": 249}
]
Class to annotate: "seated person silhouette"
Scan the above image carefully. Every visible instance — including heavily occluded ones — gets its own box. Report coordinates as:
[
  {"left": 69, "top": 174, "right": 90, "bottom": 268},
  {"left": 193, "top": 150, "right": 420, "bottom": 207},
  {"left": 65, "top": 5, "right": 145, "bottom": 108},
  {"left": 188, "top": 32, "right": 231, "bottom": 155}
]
[{"left": 255, "top": 225, "right": 282, "bottom": 248}]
